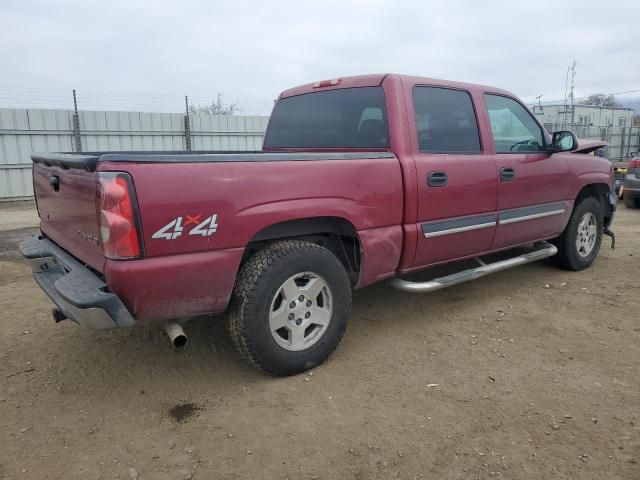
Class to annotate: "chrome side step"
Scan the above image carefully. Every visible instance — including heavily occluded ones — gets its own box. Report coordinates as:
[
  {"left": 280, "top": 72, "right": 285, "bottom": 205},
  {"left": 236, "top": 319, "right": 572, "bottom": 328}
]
[{"left": 389, "top": 242, "right": 558, "bottom": 293}]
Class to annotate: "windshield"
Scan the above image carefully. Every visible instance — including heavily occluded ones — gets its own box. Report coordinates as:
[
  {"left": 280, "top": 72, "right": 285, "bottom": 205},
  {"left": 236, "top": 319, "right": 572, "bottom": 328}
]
[{"left": 264, "top": 87, "right": 389, "bottom": 149}]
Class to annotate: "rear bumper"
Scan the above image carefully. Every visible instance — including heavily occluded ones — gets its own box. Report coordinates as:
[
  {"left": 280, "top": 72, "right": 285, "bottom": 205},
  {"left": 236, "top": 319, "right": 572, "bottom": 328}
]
[{"left": 19, "top": 235, "right": 135, "bottom": 330}]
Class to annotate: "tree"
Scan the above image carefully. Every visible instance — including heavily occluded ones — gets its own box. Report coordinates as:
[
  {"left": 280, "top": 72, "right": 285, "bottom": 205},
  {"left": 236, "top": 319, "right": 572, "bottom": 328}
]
[
  {"left": 189, "top": 93, "right": 239, "bottom": 115},
  {"left": 579, "top": 93, "right": 620, "bottom": 108}
]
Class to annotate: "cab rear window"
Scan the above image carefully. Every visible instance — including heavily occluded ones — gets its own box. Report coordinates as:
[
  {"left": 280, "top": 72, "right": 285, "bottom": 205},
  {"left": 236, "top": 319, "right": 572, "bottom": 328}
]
[{"left": 264, "top": 87, "right": 389, "bottom": 149}]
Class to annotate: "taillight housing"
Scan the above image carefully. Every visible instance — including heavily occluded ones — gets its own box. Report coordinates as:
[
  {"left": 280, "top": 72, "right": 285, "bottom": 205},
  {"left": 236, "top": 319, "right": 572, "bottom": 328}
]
[
  {"left": 96, "top": 172, "right": 143, "bottom": 259},
  {"left": 313, "top": 78, "right": 342, "bottom": 88},
  {"left": 629, "top": 158, "right": 640, "bottom": 173}
]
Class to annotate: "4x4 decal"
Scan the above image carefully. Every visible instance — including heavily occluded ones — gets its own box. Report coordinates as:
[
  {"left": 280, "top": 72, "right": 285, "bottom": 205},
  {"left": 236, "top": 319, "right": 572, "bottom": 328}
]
[{"left": 152, "top": 214, "right": 218, "bottom": 240}]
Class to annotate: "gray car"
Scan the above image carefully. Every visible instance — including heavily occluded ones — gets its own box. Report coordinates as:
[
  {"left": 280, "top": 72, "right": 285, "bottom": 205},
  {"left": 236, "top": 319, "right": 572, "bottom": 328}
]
[
  {"left": 623, "top": 157, "right": 640, "bottom": 208},
  {"left": 622, "top": 157, "right": 640, "bottom": 208}
]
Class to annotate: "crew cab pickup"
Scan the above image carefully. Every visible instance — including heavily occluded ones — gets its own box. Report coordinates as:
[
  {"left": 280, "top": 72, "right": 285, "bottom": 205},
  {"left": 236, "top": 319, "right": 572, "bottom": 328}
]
[{"left": 21, "top": 74, "right": 616, "bottom": 375}]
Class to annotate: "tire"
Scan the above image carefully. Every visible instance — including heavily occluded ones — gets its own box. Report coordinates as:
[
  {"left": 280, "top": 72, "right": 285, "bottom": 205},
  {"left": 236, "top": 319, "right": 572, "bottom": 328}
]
[
  {"left": 623, "top": 192, "right": 639, "bottom": 209},
  {"left": 227, "top": 240, "right": 351, "bottom": 376},
  {"left": 552, "top": 196, "right": 604, "bottom": 271}
]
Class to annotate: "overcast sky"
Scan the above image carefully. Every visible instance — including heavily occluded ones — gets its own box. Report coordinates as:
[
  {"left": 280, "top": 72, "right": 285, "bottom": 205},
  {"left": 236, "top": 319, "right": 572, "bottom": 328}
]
[{"left": 1, "top": 0, "right": 639, "bottom": 114}]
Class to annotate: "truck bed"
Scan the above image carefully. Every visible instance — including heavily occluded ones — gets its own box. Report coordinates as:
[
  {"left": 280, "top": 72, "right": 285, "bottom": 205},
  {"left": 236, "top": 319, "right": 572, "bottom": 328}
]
[{"left": 31, "top": 149, "right": 404, "bottom": 321}]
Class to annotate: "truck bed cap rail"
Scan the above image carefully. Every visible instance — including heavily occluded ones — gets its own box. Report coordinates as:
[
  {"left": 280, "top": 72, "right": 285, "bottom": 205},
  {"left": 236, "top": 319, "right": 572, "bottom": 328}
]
[
  {"left": 31, "top": 153, "right": 100, "bottom": 172},
  {"left": 31, "top": 151, "right": 395, "bottom": 171}
]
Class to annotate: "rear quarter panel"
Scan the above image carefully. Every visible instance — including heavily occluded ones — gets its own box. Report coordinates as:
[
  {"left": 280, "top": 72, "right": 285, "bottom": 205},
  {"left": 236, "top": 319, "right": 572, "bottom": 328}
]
[{"left": 99, "top": 157, "right": 404, "bottom": 321}]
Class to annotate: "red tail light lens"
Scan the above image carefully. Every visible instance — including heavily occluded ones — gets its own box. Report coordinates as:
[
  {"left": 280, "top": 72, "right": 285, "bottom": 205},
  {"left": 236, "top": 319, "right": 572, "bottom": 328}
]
[
  {"left": 629, "top": 159, "right": 640, "bottom": 169},
  {"left": 96, "top": 172, "right": 142, "bottom": 259},
  {"left": 313, "top": 78, "right": 342, "bottom": 88}
]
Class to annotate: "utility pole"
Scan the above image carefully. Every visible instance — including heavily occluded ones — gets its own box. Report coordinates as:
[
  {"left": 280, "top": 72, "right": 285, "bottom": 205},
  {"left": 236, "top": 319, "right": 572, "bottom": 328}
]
[
  {"left": 562, "top": 66, "right": 570, "bottom": 130},
  {"left": 568, "top": 61, "right": 577, "bottom": 129}
]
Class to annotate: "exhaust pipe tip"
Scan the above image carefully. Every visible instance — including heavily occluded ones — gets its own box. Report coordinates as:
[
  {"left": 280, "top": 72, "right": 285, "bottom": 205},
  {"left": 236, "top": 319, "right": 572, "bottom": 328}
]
[
  {"left": 173, "top": 334, "right": 188, "bottom": 349},
  {"left": 52, "top": 308, "right": 68, "bottom": 323},
  {"left": 165, "top": 323, "right": 188, "bottom": 350}
]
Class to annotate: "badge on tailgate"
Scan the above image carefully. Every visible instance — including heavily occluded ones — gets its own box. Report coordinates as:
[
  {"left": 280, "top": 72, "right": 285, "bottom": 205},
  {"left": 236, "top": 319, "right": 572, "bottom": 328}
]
[{"left": 152, "top": 214, "right": 218, "bottom": 240}]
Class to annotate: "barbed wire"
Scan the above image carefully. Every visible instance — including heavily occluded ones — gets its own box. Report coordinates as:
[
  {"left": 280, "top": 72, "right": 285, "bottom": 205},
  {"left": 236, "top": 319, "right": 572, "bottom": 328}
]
[
  {"left": 527, "top": 89, "right": 640, "bottom": 106},
  {"left": 1, "top": 84, "right": 637, "bottom": 115},
  {"left": 0, "top": 85, "right": 275, "bottom": 115}
]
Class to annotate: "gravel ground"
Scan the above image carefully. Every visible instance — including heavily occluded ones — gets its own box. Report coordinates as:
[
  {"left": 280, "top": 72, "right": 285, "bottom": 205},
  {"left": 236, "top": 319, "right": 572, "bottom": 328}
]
[{"left": 0, "top": 202, "right": 638, "bottom": 480}]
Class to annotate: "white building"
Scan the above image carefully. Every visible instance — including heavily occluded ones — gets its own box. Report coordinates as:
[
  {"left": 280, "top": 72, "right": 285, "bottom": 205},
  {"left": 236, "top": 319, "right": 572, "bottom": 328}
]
[{"left": 531, "top": 103, "right": 634, "bottom": 132}]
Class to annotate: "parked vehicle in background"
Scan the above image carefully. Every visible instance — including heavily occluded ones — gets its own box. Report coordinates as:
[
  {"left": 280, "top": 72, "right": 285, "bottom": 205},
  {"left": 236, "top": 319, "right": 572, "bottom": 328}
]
[
  {"left": 623, "top": 156, "right": 640, "bottom": 208},
  {"left": 613, "top": 163, "right": 629, "bottom": 199},
  {"left": 20, "top": 74, "right": 616, "bottom": 376}
]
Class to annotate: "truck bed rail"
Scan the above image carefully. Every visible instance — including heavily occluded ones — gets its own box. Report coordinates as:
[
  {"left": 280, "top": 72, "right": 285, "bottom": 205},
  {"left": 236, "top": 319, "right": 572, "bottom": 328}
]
[{"left": 31, "top": 151, "right": 395, "bottom": 171}]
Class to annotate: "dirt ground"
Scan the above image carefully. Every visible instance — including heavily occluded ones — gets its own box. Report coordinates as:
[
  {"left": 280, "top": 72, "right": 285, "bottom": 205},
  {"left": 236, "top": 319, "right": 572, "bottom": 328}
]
[{"left": 1, "top": 201, "right": 638, "bottom": 480}]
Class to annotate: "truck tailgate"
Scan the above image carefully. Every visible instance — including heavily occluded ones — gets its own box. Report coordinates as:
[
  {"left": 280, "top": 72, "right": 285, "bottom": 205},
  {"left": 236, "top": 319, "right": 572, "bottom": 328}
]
[{"left": 33, "top": 160, "right": 105, "bottom": 272}]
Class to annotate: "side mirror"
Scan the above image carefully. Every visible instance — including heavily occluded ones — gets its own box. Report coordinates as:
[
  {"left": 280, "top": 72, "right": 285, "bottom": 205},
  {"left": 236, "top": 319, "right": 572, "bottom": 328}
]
[{"left": 550, "top": 131, "right": 577, "bottom": 153}]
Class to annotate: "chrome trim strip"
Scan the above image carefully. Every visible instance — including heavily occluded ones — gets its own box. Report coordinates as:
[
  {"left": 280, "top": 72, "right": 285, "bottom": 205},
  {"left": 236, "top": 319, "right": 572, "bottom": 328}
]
[
  {"left": 499, "top": 209, "right": 565, "bottom": 225},
  {"left": 421, "top": 202, "right": 566, "bottom": 238},
  {"left": 423, "top": 221, "right": 496, "bottom": 238},
  {"left": 422, "top": 213, "right": 496, "bottom": 238}
]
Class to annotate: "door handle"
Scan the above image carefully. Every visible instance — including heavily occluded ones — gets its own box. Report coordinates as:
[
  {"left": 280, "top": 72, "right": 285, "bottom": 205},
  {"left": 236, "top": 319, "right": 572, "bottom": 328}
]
[
  {"left": 427, "top": 171, "right": 448, "bottom": 187},
  {"left": 500, "top": 167, "right": 515, "bottom": 181}
]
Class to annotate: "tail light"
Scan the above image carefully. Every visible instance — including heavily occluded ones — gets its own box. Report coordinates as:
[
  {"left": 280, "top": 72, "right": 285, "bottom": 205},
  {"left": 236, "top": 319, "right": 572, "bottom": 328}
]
[
  {"left": 96, "top": 172, "right": 143, "bottom": 259},
  {"left": 629, "top": 158, "right": 640, "bottom": 173}
]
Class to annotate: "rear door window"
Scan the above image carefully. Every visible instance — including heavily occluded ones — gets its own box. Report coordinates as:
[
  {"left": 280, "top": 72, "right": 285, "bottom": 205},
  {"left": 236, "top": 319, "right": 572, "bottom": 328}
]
[
  {"left": 412, "top": 86, "right": 481, "bottom": 153},
  {"left": 264, "top": 87, "right": 389, "bottom": 149}
]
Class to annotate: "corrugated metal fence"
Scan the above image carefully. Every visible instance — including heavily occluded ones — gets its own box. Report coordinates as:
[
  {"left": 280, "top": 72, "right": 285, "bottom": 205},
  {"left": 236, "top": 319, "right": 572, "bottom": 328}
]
[
  {"left": 571, "top": 125, "right": 639, "bottom": 162},
  {"left": 544, "top": 122, "right": 640, "bottom": 162},
  {"left": 0, "top": 108, "right": 269, "bottom": 199}
]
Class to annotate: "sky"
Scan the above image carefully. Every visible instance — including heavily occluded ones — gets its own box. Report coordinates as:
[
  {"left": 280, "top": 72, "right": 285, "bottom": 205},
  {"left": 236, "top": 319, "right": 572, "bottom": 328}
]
[{"left": 1, "top": 0, "right": 639, "bottom": 114}]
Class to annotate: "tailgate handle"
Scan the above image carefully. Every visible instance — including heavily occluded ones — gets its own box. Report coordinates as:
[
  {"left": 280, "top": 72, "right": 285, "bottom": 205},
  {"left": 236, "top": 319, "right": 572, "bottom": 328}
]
[{"left": 49, "top": 175, "right": 60, "bottom": 192}]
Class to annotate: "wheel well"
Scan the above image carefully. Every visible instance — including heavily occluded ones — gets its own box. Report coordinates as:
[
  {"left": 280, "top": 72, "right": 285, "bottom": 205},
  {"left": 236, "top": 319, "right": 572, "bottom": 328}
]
[
  {"left": 241, "top": 217, "right": 362, "bottom": 285},
  {"left": 575, "top": 183, "right": 612, "bottom": 221}
]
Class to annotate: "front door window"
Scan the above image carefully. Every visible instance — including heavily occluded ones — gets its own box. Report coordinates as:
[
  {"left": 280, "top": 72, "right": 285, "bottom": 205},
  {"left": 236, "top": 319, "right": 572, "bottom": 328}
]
[{"left": 485, "top": 94, "right": 545, "bottom": 153}]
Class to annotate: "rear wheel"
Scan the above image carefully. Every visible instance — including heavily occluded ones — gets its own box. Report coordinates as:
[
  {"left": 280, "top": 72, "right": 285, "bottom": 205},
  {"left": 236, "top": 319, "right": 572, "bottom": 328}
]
[
  {"left": 227, "top": 240, "right": 351, "bottom": 376},
  {"left": 552, "top": 196, "right": 603, "bottom": 271},
  {"left": 623, "top": 192, "right": 639, "bottom": 209}
]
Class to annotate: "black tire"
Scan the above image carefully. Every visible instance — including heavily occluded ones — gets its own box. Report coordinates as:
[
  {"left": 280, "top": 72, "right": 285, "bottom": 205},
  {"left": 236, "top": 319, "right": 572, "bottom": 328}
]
[
  {"left": 552, "top": 196, "right": 604, "bottom": 271},
  {"left": 623, "top": 192, "right": 639, "bottom": 209},
  {"left": 227, "top": 240, "right": 351, "bottom": 376}
]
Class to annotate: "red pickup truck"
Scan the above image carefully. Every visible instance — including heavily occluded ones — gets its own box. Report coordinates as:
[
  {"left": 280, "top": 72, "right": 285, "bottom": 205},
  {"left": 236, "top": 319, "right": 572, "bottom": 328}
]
[{"left": 21, "top": 74, "right": 616, "bottom": 376}]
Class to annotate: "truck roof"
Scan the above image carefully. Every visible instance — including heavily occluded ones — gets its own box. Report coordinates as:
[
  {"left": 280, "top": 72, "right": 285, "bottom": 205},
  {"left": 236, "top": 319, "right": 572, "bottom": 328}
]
[{"left": 279, "top": 73, "right": 514, "bottom": 99}]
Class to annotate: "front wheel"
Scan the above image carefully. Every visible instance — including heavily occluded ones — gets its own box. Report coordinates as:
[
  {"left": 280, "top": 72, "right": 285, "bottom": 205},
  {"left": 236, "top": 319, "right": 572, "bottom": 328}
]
[
  {"left": 227, "top": 240, "right": 351, "bottom": 376},
  {"left": 552, "top": 196, "right": 603, "bottom": 271}
]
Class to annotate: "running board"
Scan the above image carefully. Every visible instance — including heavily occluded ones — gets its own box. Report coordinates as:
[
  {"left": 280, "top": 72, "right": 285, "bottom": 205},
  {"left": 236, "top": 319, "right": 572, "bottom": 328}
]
[{"left": 389, "top": 242, "right": 558, "bottom": 293}]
